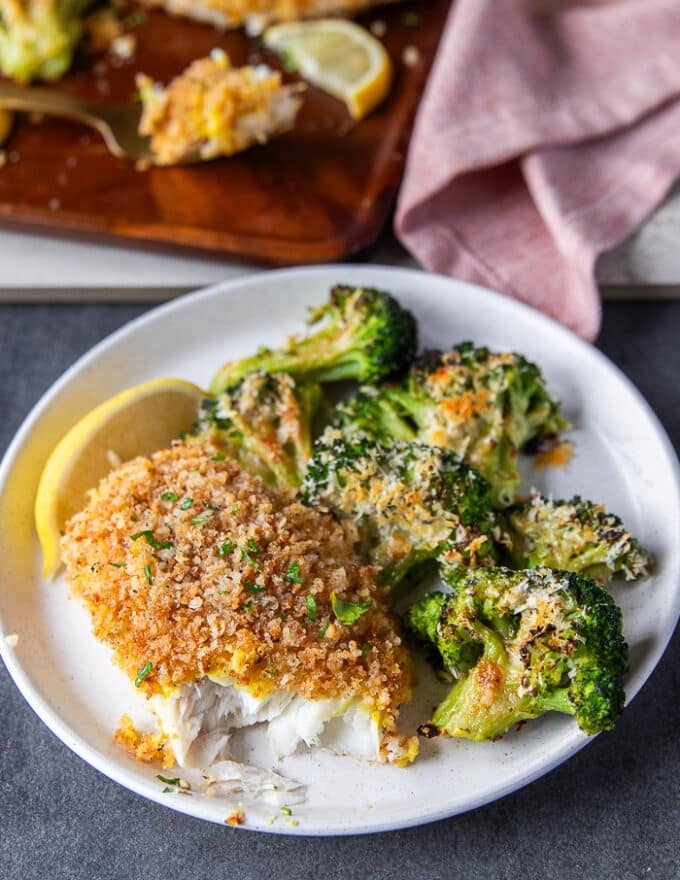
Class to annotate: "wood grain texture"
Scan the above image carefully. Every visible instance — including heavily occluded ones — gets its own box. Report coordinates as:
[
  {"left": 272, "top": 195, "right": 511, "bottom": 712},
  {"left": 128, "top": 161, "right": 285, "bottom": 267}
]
[{"left": 0, "top": 1, "right": 449, "bottom": 264}]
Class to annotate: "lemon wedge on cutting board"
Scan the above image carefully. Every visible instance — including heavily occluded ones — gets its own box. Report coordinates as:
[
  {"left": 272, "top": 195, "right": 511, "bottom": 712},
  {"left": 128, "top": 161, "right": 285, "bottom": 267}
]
[
  {"left": 263, "top": 19, "right": 393, "bottom": 120},
  {"left": 35, "top": 377, "right": 207, "bottom": 579}
]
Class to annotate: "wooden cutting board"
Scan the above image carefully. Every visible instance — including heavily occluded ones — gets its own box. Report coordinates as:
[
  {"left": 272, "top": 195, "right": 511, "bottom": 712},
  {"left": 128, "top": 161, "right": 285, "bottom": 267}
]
[{"left": 0, "top": 0, "right": 449, "bottom": 265}]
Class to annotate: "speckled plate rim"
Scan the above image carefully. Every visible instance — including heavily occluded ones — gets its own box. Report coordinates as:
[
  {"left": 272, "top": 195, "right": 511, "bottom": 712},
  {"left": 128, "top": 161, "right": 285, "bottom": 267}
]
[{"left": 1, "top": 265, "right": 679, "bottom": 836}]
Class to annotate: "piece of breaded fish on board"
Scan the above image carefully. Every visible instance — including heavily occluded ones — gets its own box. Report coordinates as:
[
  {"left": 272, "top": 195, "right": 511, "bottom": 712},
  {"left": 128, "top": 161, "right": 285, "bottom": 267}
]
[{"left": 139, "top": 0, "right": 398, "bottom": 34}]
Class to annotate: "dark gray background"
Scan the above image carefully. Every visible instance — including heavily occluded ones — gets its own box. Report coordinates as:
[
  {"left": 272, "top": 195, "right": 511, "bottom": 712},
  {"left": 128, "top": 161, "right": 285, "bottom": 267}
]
[{"left": 1, "top": 300, "right": 678, "bottom": 880}]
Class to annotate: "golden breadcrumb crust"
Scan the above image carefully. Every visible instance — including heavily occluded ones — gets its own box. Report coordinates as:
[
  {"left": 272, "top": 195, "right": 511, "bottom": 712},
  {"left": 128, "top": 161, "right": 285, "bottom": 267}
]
[{"left": 61, "top": 442, "right": 413, "bottom": 724}]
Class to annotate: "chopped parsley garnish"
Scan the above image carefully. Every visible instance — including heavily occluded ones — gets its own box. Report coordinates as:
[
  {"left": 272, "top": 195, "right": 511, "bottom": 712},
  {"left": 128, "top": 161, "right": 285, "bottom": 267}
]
[
  {"left": 242, "top": 600, "right": 255, "bottom": 612},
  {"left": 211, "top": 451, "right": 226, "bottom": 461},
  {"left": 161, "top": 491, "right": 178, "bottom": 502},
  {"left": 135, "top": 661, "right": 153, "bottom": 686},
  {"left": 281, "top": 49, "right": 297, "bottom": 72},
  {"left": 285, "top": 562, "right": 304, "bottom": 584},
  {"left": 156, "top": 774, "right": 180, "bottom": 786},
  {"left": 240, "top": 548, "right": 260, "bottom": 568},
  {"left": 131, "top": 530, "right": 173, "bottom": 550},
  {"left": 247, "top": 537, "right": 260, "bottom": 556},
  {"left": 190, "top": 516, "right": 208, "bottom": 525},
  {"left": 266, "top": 663, "right": 278, "bottom": 676},
  {"left": 143, "top": 564, "right": 153, "bottom": 585},
  {"left": 180, "top": 497, "right": 193, "bottom": 510},
  {"left": 361, "top": 643, "right": 371, "bottom": 657},
  {"left": 331, "top": 593, "right": 371, "bottom": 626},
  {"left": 108, "top": 562, "right": 126, "bottom": 569},
  {"left": 231, "top": 503, "right": 240, "bottom": 514},
  {"left": 305, "top": 594, "right": 317, "bottom": 620},
  {"left": 217, "top": 540, "right": 233, "bottom": 557},
  {"left": 402, "top": 11, "right": 421, "bottom": 26},
  {"left": 280, "top": 806, "right": 292, "bottom": 816},
  {"left": 318, "top": 623, "right": 329, "bottom": 639},
  {"left": 246, "top": 581, "right": 266, "bottom": 594}
]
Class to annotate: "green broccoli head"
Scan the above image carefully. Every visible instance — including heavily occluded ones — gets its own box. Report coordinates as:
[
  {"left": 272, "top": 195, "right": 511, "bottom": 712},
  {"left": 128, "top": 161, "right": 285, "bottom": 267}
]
[
  {"left": 409, "top": 591, "right": 485, "bottom": 674},
  {"left": 299, "top": 435, "right": 500, "bottom": 592},
  {"left": 383, "top": 343, "right": 570, "bottom": 507},
  {"left": 505, "top": 491, "right": 652, "bottom": 583},
  {"left": 0, "top": 0, "right": 91, "bottom": 83},
  {"left": 209, "top": 285, "right": 418, "bottom": 393},
  {"left": 407, "top": 566, "right": 628, "bottom": 740},
  {"left": 196, "top": 371, "right": 321, "bottom": 490}
]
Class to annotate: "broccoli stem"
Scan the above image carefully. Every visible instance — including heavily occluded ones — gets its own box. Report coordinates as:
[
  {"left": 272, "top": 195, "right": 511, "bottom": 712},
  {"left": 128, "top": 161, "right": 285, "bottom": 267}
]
[
  {"left": 488, "top": 436, "right": 520, "bottom": 507},
  {"left": 383, "top": 387, "right": 427, "bottom": 429},
  {"left": 211, "top": 342, "right": 361, "bottom": 393},
  {"left": 373, "top": 404, "right": 417, "bottom": 443},
  {"left": 539, "top": 688, "right": 575, "bottom": 717},
  {"left": 431, "top": 623, "right": 532, "bottom": 741},
  {"left": 379, "top": 547, "right": 440, "bottom": 596}
]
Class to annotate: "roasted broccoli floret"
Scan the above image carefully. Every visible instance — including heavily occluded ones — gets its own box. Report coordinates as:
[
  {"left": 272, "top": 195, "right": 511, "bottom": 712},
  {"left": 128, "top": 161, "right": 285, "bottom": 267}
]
[
  {"left": 197, "top": 371, "right": 321, "bottom": 489},
  {"left": 408, "top": 566, "right": 628, "bottom": 740},
  {"left": 331, "top": 387, "right": 416, "bottom": 446},
  {"left": 210, "top": 285, "right": 418, "bottom": 393},
  {"left": 505, "top": 491, "right": 652, "bottom": 583},
  {"left": 0, "top": 0, "right": 91, "bottom": 84},
  {"left": 380, "top": 343, "right": 569, "bottom": 507},
  {"left": 299, "top": 435, "right": 500, "bottom": 591}
]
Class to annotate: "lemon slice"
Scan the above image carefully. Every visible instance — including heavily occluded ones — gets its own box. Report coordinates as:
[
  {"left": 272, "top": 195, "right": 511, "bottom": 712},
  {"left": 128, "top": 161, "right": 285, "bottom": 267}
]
[
  {"left": 35, "top": 377, "right": 207, "bottom": 579},
  {"left": 263, "top": 19, "right": 393, "bottom": 120}
]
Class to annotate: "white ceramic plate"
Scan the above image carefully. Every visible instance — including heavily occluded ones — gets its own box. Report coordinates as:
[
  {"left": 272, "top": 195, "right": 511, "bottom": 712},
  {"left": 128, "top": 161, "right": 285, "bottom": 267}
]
[{"left": 1, "top": 266, "right": 679, "bottom": 836}]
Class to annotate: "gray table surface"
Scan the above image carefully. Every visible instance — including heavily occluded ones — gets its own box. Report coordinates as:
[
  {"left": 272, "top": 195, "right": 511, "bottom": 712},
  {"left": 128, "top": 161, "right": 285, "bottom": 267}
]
[{"left": 1, "top": 299, "right": 678, "bottom": 880}]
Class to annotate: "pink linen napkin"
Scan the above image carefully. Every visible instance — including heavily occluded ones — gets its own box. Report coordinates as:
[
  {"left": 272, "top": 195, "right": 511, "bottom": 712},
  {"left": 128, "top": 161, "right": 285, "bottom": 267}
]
[{"left": 395, "top": 0, "right": 680, "bottom": 340}]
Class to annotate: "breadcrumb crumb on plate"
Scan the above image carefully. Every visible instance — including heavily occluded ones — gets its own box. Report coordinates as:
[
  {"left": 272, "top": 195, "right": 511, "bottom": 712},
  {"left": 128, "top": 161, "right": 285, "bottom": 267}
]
[
  {"left": 226, "top": 808, "right": 245, "bottom": 826},
  {"left": 114, "top": 713, "right": 176, "bottom": 768},
  {"left": 533, "top": 441, "right": 574, "bottom": 471}
]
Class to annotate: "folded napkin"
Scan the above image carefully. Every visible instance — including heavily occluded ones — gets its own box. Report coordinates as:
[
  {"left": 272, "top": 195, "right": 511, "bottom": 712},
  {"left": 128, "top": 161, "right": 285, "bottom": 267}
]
[{"left": 395, "top": 0, "right": 680, "bottom": 340}]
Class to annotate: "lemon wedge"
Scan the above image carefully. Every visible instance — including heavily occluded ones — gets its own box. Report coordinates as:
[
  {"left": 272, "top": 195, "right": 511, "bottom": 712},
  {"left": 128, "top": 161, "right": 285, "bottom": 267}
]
[
  {"left": 263, "top": 19, "right": 393, "bottom": 120},
  {"left": 35, "top": 377, "right": 207, "bottom": 579}
]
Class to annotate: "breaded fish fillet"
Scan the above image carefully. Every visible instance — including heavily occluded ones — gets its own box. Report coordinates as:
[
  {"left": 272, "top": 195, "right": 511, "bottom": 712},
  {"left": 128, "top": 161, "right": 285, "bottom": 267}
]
[
  {"left": 61, "top": 441, "right": 417, "bottom": 784},
  {"left": 139, "top": 0, "right": 393, "bottom": 34},
  {"left": 137, "top": 50, "right": 302, "bottom": 165}
]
